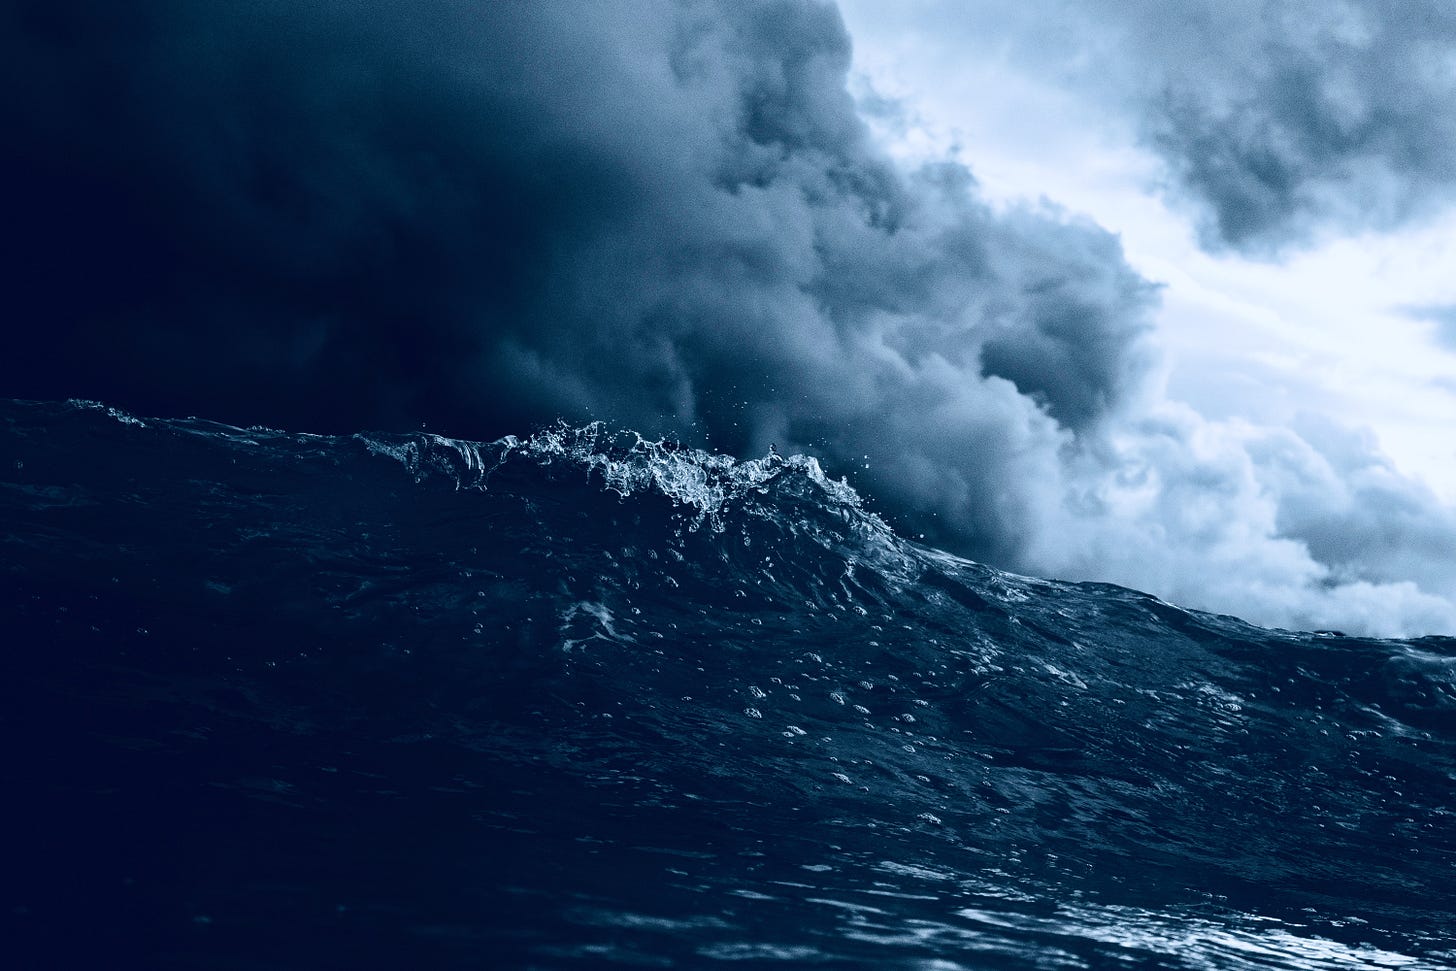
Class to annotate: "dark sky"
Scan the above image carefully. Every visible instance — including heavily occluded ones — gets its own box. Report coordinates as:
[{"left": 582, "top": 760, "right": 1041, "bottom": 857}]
[
  {"left": 0, "top": 0, "right": 1153, "bottom": 549},
  {"left": 2, "top": 0, "right": 1150, "bottom": 434},
  {"left": 5, "top": 0, "right": 1456, "bottom": 635}
]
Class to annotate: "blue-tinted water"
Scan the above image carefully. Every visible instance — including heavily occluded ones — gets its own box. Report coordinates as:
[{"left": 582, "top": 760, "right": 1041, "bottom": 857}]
[{"left": 2, "top": 397, "right": 1453, "bottom": 969}]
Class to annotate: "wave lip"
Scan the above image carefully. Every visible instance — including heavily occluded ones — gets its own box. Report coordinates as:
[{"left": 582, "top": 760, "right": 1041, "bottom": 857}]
[{"left": 361, "top": 420, "right": 863, "bottom": 516}]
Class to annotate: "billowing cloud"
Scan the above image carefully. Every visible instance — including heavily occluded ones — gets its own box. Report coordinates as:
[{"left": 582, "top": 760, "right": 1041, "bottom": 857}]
[
  {"left": 840, "top": 0, "right": 1456, "bottom": 254},
  {"left": 1133, "top": 0, "right": 1456, "bottom": 254},
  {"left": 3, "top": 0, "right": 1455, "bottom": 634},
  {"left": 1028, "top": 408, "right": 1456, "bottom": 636}
]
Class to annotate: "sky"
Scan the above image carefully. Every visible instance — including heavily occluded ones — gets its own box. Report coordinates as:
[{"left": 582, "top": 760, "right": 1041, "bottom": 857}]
[
  {"left": 4, "top": 0, "right": 1456, "bottom": 636},
  {"left": 837, "top": 0, "right": 1456, "bottom": 499}
]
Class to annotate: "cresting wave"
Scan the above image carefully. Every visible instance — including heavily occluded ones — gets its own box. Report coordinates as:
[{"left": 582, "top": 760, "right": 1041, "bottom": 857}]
[
  {"left": 358, "top": 417, "right": 925, "bottom": 584},
  {"left": 2, "top": 397, "right": 1454, "bottom": 970},
  {"left": 360, "top": 419, "right": 870, "bottom": 535}
]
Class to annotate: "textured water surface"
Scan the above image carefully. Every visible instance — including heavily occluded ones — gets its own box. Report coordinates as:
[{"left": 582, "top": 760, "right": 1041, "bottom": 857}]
[{"left": 2, "top": 398, "right": 1453, "bottom": 969}]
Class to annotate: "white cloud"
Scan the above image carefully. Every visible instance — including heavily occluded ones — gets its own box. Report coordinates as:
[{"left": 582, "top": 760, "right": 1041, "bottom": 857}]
[{"left": 837, "top": 0, "right": 1456, "bottom": 634}]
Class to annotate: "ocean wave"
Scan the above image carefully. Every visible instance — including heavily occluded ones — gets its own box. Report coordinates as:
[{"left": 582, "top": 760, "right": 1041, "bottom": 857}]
[{"left": 2, "top": 396, "right": 1454, "bottom": 969}]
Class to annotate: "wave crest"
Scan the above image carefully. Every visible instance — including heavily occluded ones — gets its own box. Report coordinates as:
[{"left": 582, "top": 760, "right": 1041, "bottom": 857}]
[{"left": 360, "top": 421, "right": 865, "bottom": 526}]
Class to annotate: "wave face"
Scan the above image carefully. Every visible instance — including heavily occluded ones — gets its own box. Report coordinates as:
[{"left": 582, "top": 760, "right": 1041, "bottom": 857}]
[{"left": 2, "top": 397, "right": 1454, "bottom": 970}]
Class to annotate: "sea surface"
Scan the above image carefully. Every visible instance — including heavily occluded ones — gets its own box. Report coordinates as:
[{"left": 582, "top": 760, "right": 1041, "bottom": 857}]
[{"left": 2, "top": 397, "right": 1453, "bottom": 970}]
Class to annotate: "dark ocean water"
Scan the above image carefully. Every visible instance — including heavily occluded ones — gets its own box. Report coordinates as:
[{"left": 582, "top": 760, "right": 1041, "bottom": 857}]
[{"left": 2, "top": 397, "right": 1454, "bottom": 970}]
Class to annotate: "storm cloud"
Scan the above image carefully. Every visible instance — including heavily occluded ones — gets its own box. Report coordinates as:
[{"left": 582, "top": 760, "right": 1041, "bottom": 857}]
[
  {"left": 844, "top": 0, "right": 1456, "bottom": 254},
  {"left": 0, "top": 0, "right": 1154, "bottom": 555},
  {"left": 4, "top": 0, "right": 1456, "bottom": 634},
  {"left": 1133, "top": 0, "right": 1456, "bottom": 253}
]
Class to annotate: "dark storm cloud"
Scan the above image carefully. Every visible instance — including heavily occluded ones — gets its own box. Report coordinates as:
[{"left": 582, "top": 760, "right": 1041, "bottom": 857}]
[
  {"left": 0, "top": 0, "right": 1155, "bottom": 566},
  {"left": 6, "top": 0, "right": 716, "bottom": 431}
]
